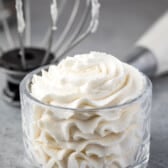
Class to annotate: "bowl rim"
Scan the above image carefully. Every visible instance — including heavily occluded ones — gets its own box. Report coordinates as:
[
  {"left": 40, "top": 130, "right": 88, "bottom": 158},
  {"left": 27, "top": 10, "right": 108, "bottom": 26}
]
[{"left": 20, "top": 65, "right": 152, "bottom": 112}]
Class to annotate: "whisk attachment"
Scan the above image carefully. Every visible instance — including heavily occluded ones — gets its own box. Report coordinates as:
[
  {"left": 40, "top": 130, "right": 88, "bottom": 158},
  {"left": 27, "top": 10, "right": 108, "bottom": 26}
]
[{"left": 0, "top": 0, "right": 100, "bottom": 107}]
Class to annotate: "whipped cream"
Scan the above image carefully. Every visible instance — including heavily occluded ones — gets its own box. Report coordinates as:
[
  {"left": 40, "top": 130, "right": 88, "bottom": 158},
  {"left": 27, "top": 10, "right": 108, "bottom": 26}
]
[
  {"left": 31, "top": 52, "right": 145, "bottom": 108},
  {"left": 29, "top": 52, "right": 146, "bottom": 168}
]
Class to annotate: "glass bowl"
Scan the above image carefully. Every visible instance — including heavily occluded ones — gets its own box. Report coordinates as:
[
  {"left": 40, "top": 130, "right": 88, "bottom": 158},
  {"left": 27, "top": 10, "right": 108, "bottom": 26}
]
[{"left": 20, "top": 65, "right": 152, "bottom": 168}]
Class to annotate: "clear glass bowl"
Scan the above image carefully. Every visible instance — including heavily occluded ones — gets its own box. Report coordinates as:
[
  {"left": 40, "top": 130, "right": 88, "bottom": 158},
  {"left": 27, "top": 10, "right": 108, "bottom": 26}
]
[{"left": 20, "top": 66, "right": 152, "bottom": 168}]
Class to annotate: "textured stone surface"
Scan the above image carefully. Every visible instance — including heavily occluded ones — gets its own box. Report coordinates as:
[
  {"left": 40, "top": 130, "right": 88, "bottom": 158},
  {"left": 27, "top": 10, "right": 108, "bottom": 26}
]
[{"left": 0, "top": 0, "right": 168, "bottom": 167}]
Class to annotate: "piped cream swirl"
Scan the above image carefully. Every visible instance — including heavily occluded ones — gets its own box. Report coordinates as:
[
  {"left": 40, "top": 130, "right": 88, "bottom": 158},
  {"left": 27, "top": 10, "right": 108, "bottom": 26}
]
[
  {"left": 31, "top": 52, "right": 145, "bottom": 108},
  {"left": 29, "top": 52, "right": 146, "bottom": 168}
]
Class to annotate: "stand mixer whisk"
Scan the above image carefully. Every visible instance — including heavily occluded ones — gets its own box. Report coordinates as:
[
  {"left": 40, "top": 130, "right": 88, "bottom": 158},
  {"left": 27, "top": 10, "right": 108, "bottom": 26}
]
[{"left": 0, "top": 0, "right": 100, "bottom": 106}]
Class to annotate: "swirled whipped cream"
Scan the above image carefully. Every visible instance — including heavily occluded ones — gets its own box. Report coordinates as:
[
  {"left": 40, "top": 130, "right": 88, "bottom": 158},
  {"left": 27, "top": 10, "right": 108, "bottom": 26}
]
[{"left": 29, "top": 52, "right": 146, "bottom": 168}]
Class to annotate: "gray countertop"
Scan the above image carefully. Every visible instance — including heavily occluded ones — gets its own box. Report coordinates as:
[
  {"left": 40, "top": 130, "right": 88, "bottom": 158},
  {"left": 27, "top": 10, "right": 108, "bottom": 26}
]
[{"left": 0, "top": 0, "right": 168, "bottom": 167}]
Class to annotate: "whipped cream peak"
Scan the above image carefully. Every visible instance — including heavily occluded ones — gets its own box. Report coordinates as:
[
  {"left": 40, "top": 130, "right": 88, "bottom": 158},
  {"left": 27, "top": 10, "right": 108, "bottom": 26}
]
[{"left": 31, "top": 51, "right": 145, "bottom": 109}]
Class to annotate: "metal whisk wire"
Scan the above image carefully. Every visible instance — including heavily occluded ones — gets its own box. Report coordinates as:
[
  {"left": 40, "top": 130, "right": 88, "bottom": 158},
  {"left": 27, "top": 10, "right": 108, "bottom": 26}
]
[
  {"left": 0, "top": 0, "right": 14, "bottom": 49},
  {"left": 51, "top": 0, "right": 100, "bottom": 63},
  {"left": 0, "top": 0, "right": 100, "bottom": 68},
  {"left": 41, "top": 0, "right": 67, "bottom": 47},
  {"left": 25, "top": 0, "right": 31, "bottom": 46},
  {"left": 51, "top": 0, "right": 80, "bottom": 55}
]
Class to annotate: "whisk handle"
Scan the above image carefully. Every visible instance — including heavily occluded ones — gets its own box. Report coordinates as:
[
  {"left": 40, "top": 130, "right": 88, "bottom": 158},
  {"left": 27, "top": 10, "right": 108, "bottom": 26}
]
[
  {"left": 137, "top": 11, "right": 168, "bottom": 76},
  {"left": 128, "top": 11, "right": 168, "bottom": 76}
]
